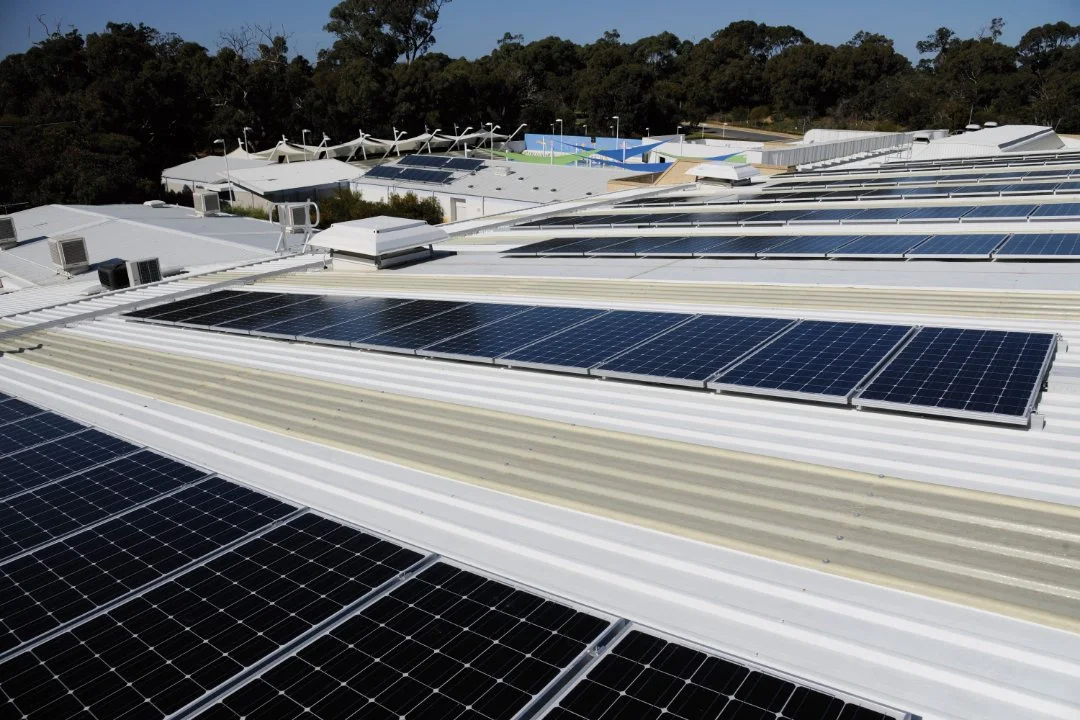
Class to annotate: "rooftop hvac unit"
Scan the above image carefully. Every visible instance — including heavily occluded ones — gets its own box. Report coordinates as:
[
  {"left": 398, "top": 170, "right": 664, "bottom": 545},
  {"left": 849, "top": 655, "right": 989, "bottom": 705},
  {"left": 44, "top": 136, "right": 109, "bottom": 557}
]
[
  {"left": 49, "top": 236, "right": 90, "bottom": 274},
  {"left": 97, "top": 258, "right": 130, "bottom": 291},
  {"left": 126, "top": 257, "right": 162, "bottom": 286},
  {"left": 0, "top": 216, "right": 17, "bottom": 250},
  {"left": 193, "top": 190, "right": 221, "bottom": 216}
]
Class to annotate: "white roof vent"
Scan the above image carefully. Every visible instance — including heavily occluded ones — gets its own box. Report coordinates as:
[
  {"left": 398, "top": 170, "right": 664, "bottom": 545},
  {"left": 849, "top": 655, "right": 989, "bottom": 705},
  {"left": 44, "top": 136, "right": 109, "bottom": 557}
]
[
  {"left": 0, "top": 216, "right": 17, "bottom": 250},
  {"left": 48, "top": 236, "right": 90, "bottom": 274},
  {"left": 126, "top": 258, "right": 162, "bottom": 286},
  {"left": 492, "top": 166, "right": 514, "bottom": 177},
  {"left": 983, "top": 121, "right": 999, "bottom": 128},
  {"left": 143, "top": 200, "right": 167, "bottom": 208},
  {"left": 193, "top": 190, "right": 221, "bottom": 216}
]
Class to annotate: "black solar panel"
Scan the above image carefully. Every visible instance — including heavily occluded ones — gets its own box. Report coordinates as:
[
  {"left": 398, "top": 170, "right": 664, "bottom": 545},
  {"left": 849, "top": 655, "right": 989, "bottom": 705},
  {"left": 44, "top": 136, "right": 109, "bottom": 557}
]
[
  {"left": 366, "top": 165, "right": 406, "bottom": 180},
  {"left": 961, "top": 205, "right": 1035, "bottom": 221},
  {"left": 544, "top": 628, "right": 896, "bottom": 720},
  {"left": 0, "top": 513, "right": 424, "bottom": 719},
  {"left": 541, "top": 237, "right": 629, "bottom": 256},
  {"left": 420, "top": 306, "right": 607, "bottom": 362},
  {"left": 897, "top": 206, "right": 975, "bottom": 222},
  {"left": 0, "top": 399, "right": 44, "bottom": 426},
  {"left": 595, "top": 315, "right": 796, "bottom": 387},
  {"left": 586, "top": 236, "right": 694, "bottom": 256},
  {"left": 1030, "top": 203, "right": 1080, "bottom": 219},
  {"left": 995, "top": 233, "right": 1080, "bottom": 258},
  {"left": 397, "top": 167, "right": 454, "bottom": 184},
  {"left": 503, "top": 237, "right": 615, "bottom": 256},
  {"left": 639, "top": 236, "right": 740, "bottom": 256},
  {"left": 356, "top": 302, "right": 529, "bottom": 353},
  {"left": 213, "top": 295, "right": 340, "bottom": 332},
  {"left": 788, "top": 209, "right": 862, "bottom": 223},
  {"left": 0, "top": 414, "right": 86, "bottom": 456},
  {"left": 710, "top": 321, "right": 913, "bottom": 402},
  {"left": 842, "top": 207, "right": 913, "bottom": 223},
  {"left": 697, "top": 236, "right": 787, "bottom": 257},
  {"left": 397, "top": 154, "right": 450, "bottom": 168},
  {"left": 0, "top": 477, "right": 295, "bottom": 653},
  {"left": 145, "top": 291, "right": 280, "bottom": 324},
  {"left": 906, "top": 234, "right": 1008, "bottom": 258},
  {"left": 857, "top": 328, "right": 1056, "bottom": 424},
  {"left": 827, "top": 235, "right": 929, "bottom": 258},
  {"left": 0, "top": 450, "right": 209, "bottom": 561},
  {"left": 255, "top": 297, "right": 413, "bottom": 340},
  {"left": 500, "top": 311, "right": 689, "bottom": 373},
  {"left": 760, "top": 235, "right": 861, "bottom": 257},
  {"left": 0, "top": 429, "right": 138, "bottom": 501},
  {"left": 122, "top": 291, "right": 246, "bottom": 320},
  {"left": 192, "top": 561, "right": 611, "bottom": 720},
  {"left": 445, "top": 157, "right": 486, "bottom": 171},
  {"left": 181, "top": 293, "right": 317, "bottom": 328},
  {"left": 313, "top": 299, "right": 465, "bottom": 346}
]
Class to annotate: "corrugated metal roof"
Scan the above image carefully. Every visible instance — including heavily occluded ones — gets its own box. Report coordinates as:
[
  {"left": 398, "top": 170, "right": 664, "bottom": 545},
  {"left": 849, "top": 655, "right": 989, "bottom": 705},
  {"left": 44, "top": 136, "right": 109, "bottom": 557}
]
[
  {"left": 227, "top": 158, "right": 362, "bottom": 194},
  {"left": 160, "top": 155, "right": 273, "bottom": 183}
]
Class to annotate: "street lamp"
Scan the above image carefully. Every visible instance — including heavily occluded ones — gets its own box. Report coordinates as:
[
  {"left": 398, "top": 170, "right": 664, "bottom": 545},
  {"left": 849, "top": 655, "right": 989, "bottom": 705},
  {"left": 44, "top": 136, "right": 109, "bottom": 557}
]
[
  {"left": 555, "top": 118, "right": 563, "bottom": 158},
  {"left": 485, "top": 123, "right": 499, "bottom": 160},
  {"left": 723, "top": 121, "right": 728, "bottom": 139},
  {"left": 424, "top": 129, "right": 441, "bottom": 154},
  {"left": 213, "top": 139, "right": 233, "bottom": 202},
  {"left": 677, "top": 125, "right": 683, "bottom": 157},
  {"left": 611, "top": 115, "right": 621, "bottom": 161},
  {"left": 242, "top": 126, "right": 253, "bottom": 153},
  {"left": 450, "top": 126, "right": 472, "bottom": 152},
  {"left": 700, "top": 122, "right": 706, "bottom": 140},
  {"left": 301, "top": 129, "right": 311, "bottom": 160},
  {"left": 549, "top": 123, "right": 555, "bottom": 165}
]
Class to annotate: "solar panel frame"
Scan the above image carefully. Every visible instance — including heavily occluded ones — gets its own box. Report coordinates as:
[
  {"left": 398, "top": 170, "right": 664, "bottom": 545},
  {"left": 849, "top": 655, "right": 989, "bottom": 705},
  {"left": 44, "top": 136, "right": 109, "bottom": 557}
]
[
  {"left": 397, "top": 154, "right": 451, "bottom": 168},
  {"left": 217, "top": 295, "right": 365, "bottom": 334},
  {"left": 855, "top": 328, "right": 1057, "bottom": 426},
  {"left": 639, "top": 235, "right": 742, "bottom": 257},
  {"left": 840, "top": 207, "right": 913, "bottom": 223},
  {"left": 993, "top": 233, "right": 1080, "bottom": 260},
  {"left": 541, "top": 237, "right": 631, "bottom": 257},
  {"left": 906, "top": 234, "right": 1009, "bottom": 259},
  {"left": 177, "top": 294, "right": 319, "bottom": 330},
  {"left": 786, "top": 209, "right": 863, "bottom": 225}
]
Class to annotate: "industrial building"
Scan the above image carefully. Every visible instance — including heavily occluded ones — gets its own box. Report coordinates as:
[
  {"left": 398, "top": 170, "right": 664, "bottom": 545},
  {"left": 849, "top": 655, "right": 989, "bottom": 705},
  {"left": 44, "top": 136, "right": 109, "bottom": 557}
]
[{"left": 0, "top": 130, "right": 1078, "bottom": 720}]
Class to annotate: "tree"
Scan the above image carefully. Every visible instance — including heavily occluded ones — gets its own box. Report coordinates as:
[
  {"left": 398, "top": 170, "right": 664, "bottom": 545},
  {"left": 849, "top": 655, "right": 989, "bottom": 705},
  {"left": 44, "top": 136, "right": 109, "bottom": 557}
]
[{"left": 325, "top": 0, "right": 451, "bottom": 66}]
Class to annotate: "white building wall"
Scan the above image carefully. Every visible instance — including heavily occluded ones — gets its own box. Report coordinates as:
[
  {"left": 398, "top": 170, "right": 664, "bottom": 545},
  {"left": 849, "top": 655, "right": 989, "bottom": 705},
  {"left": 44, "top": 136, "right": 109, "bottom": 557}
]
[{"left": 349, "top": 181, "right": 541, "bottom": 223}]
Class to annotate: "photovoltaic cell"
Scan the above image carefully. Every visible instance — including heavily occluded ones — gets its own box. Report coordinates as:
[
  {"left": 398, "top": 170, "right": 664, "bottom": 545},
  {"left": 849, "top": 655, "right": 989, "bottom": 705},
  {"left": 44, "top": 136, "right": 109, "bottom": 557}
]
[
  {"left": 503, "top": 237, "right": 600, "bottom": 256},
  {"left": 314, "top": 299, "right": 466, "bottom": 346},
  {"left": 995, "top": 233, "right": 1080, "bottom": 259},
  {"left": 1030, "top": 203, "right": 1080, "bottom": 219},
  {"left": 0, "top": 414, "right": 86, "bottom": 456},
  {"left": 587, "top": 236, "right": 694, "bottom": 256},
  {"left": 420, "top": 306, "right": 607, "bottom": 362},
  {"left": 697, "top": 236, "right": 787, "bottom": 257},
  {"left": 542, "top": 238, "right": 628, "bottom": 256},
  {"left": 639, "top": 236, "right": 742, "bottom": 256},
  {"left": 0, "top": 399, "right": 44, "bottom": 426},
  {"left": 897, "top": 206, "right": 975, "bottom": 222},
  {"left": 356, "top": 302, "right": 530, "bottom": 353},
  {"left": 0, "top": 513, "right": 424, "bottom": 720},
  {"left": 961, "top": 205, "right": 1035, "bottom": 220},
  {"left": 445, "top": 157, "right": 485, "bottom": 171},
  {"left": 710, "top": 321, "right": 912, "bottom": 402},
  {"left": 255, "top": 297, "right": 414, "bottom": 340},
  {"left": 213, "top": 295, "right": 351, "bottom": 333},
  {"left": 500, "top": 310, "right": 689, "bottom": 373},
  {"left": 842, "top": 207, "right": 913, "bottom": 223},
  {"left": 193, "top": 562, "right": 611, "bottom": 720},
  {"left": 142, "top": 292, "right": 280, "bottom": 324},
  {"left": 544, "top": 628, "right": 894, "bottom": 720},
  {"left": 856, "top": 328, "right": 1055, "bottom": 423},
  {"left": 0, "top": 477, "right": 295, "bottom": 654},
  {"left": 0, "top": 429, "right": 138, "bottom": 500},
  {"left": 180, "top": 294, "right": 319, "bottom": 328},
  {"left": 826, "top": 235, "right": 929, "bottom": 258},
  {"left": 759, "top": 235, "right": 860, "bottom": 257},
  {"left": 122, "top": 290, "right": 247, "bottom": 320},
  {"left": 595, "top": 315, "right": 796, "bottom": 387},
  {"left": 906, "top": 234, "right": 1008, "bottom": 258},
  {"left": 0, "top": 450, "right": 209, "bottom": 561}
]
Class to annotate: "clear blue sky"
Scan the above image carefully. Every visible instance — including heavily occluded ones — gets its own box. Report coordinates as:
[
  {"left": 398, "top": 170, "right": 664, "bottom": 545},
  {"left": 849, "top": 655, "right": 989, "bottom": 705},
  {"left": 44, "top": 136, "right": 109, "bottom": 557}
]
[{"left": 1, "top": 0, "right": 1075, "bottom": 62}]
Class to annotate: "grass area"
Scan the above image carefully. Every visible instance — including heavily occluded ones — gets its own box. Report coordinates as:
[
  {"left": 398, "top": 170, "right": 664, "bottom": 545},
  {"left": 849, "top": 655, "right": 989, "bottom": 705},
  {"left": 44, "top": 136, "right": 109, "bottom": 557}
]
[{"left": 224, "top": 203, "right": 270, "bottom": 221}]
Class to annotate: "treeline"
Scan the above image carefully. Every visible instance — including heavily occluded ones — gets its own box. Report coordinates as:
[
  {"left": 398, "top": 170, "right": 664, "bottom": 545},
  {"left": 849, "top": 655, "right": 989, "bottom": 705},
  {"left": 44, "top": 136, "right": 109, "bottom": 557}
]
[{"left": 1, "top": 0, "right": 1078, "bottom": 208}]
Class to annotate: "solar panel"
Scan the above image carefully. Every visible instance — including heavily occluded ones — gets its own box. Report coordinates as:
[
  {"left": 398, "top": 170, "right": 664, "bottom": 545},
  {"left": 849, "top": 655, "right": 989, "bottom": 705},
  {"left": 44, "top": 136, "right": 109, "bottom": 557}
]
[
  {"left": 0, "top": 513, "right": 424, "bottom": 719},
  {"left": 586, "top": 236, "right": 695, "bottom": 256},
  {"left": 961, "top": 205, "right": 1035, "bottom": 221},
  {"left": 841, "top": 207, "right": 913, "bottom": 223},
  {"left": 500, "top": 310, "right": 690, "bottom": 373},
  {"left": 595, "top": 315, "right": 796, "bottom": 387},
  {"left": 681, "top": 211, "right": 763, "bottom": 225},
  {"left": 897, "top": 206, "right": 975, "bottom": 223},
  {"left": 856, "top": 328, "right": 1056, "bottom": 424},
  {"left": 444, "top": 157, "right": 485, "bottom": 171},
  {"left": 827, "top": 235, "right": 929, "bottom": 258},
  {"left": 255, "top": 297, "right": 413, "bottom": 340},
  {"left": 0, "top": 477, "right": 295, "bottom": 654},
  {"left": 122, "top": 290, "right": 246, "bottom": 320},
  {"left": 697, "top": 236, "right": 787, "bottom": 257},
  {"left": 397, "top": 167, "right": 454, "bottom": 184},
  {"left": 994, "top": 233, "right": 1080, "bottom": 259},
  {"left": 759, "top": 235, "right": 861, "bottom": 257},
  {"left": 906, "top": 234, "right": 1008, "bottom": 258},
  {"left": 309, "top": 299, "right": 466, "bottom": 346},
  {"left": 541, "top": 237, "right": 629, "bottom": 256},
  {"left": 543, "top": 628, "right": 898, "bottom": 720},
  {"left": 397, "top": 154, "right": 450, "bottom": 168},
  {"left": 1055, "top": 181, "right": 1080, "bottom": 193},
  {"left": 420, "top": 306, "right": 607, "bottom": 362},
  {"left": 0, "top": 414, "right": 86, "bottom": 456},
  {"left": 0, "top": 429, "right": 138, "bottom": 501},
  {"left": 638, "top": 235, "right": 741, "bottom": 256},
  {"left": 0, "top": 399, "right": 44, "bottom": 426},
  {"left": 179, "top": 293, "right": 318, "bottom": 329},
  {"left": 144, "top": 291, "right": 280, "bottom": 325},
  {"left": 741, "top": 209, "right": 813, "bottom": 224},
  {"left": 709, "top": 321, "right": 913, "bottom": 403},
  {"left": 787, "top": 209, "right": 862, "bottom": 224},
  {"left": 0, "top": 450, "right": 209, "bottom": 561},
  {"left": 366, "top": 165, "right": 406, "bottom": 180},
  {"left": 1030, "top": 203, "right": 1080, "bottom": 220},
  {"left": 192, "top": 561, "right": 612, "bottom": 720},
  {"left": 355, "top": 302, "right": 530, "bottom": 354},
  {"left": 213, "top": 295, "right": 359, "bottom": 334}
]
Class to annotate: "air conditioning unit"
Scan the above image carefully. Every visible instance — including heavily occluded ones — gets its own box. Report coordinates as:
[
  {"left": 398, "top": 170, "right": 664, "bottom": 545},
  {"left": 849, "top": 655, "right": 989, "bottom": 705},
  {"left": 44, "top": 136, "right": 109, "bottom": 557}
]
[
  {"left": 126, "top": 257, "right": 162, "bottom": 286},
  {"left": 49, "top": 236, "right": 90, "bottom": 274},
  {"left": 97, "top": 258, "right": 130, "bottom": 291},
  {"left": 0, "top": 216, "right": 17, "bottom": 250},
  {"left": 193, "top": 190, "right": 221, "bottom": 216}
]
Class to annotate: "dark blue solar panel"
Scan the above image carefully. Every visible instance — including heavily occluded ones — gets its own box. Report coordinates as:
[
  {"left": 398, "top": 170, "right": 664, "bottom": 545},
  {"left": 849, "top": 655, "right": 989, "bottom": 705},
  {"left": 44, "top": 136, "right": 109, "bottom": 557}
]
[
  {"left": 789, "top": 209, "right": 862, "bottom": 223},
  {"left": 366, "top": 165, "right": 406, "bottom": 180},
  {"left": 760, "top": 236, "right": 861, "bottom": 256},
  {"left": 356, "top": 302, "right": 530, "bottom": 353},
  {"left": 122, "top": 291, "right": 246, "bottom": 320},
  {"left": 897, "top": 187, "right": 951, "bottom": 198},
  {"left": 595, "top": 315, "right": 796, "bottom": 387},
  {"left": 0, "top": 414, "right": 85, "bottom": 456},
  {"left": 255, "top": 297, "right": 415, "bottom": 340},
  {"left": 898, "top": 206, "right": 975, "bottom": 222},
  {"left": 827, "top": 235, "right": 929, "bottom": 257},
  {"left": 0, "top": 429, "right": 138, "bottom": 500},
  {"left": 444, "top": 157, "right": 485, "bottom": 171},
  {"left": 587, "top": 236, "right": 697, "bottom": 256},
  {"left": 681, "top": 212, "right": 763, "bottom": 225},
  {"left": 710, "top": 321, "right": 912, "bottom": 401},
  {"left": 0, "top": 399, "right": 43, "bottom": 426},
  {"left": 0, "top": 513, "right": 424, "bottom": 720},
  {"left": 0, "top": 477, "right": 295, "bottom": 654},
  {"left": 313, "top": 299, "right": 465, "bottom": 346},
  {"left": 503, "top": 238, "right": 594, "bottom": 256},
  {"left": 639, "top": 236, "right": 742, "bottom": 256},
  {"left": 843, "top": 208, "right": 914, "bottom": 222},
  {"left": 697, "top": 236, "right": 788, "bottom": 256},
  {"left": 145, "top": 292, "right": 280, "bottom": 324},
  {"left": 421, "top": 306, "right": 606, "bottom": 362},
  {"left": 541, "top": 238, "right": 628, "bottom": 256},
  {"left": 0, "top": 451, "right": 209, "bottom": 561},
  {"left": 995, "top": 233, "right": 1080, "bottom": 258},
  {"left": 215, "top": 296, "right": 356, "bottom": 333},
  {"left": 182, "top": 294, "right": 318, "bottom": 328},
  {"left": 857, "top": 328, "right": 1055, "bottom": 422},
  {"left": 1030, "top": 203, "right": 1080, "bottom": 219},
  {"left": 500, "top": 311, "right": 689, "bottom": 373},
  {"left": 741, "top": 209, "right": 813, "bottom": 223},
  {"left": 397, "top": 155, "right": 450, "bottom": 168},
  {"left": 907, "top": 234, "right": 1008, "bottom": 257},
  {"left": 961, "top": 205, "right": 1035, "bottom": 220},
  {"left": 1055, "top": 181, "right": 1080, "bottom": 192}
]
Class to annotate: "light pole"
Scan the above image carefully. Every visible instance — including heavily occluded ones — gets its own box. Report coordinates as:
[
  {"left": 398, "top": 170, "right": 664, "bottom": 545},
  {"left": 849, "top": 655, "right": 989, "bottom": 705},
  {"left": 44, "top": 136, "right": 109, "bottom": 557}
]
[
  {"left": 677, "top": 125, "right": 683, "bottom": 157},
  {"left": 213, "top": 139, "right": 233, "bottom": 202},
  {"left": 485, "top": 123, "right": 499, "bottom": 160},
  {"left": 555, "top": 118, "right": 563, "bottom": 157},
  {"left": 505, "top": 123, "right": 527, "bottom": 148},
  {"left": 424, "top": 129, "right": 441, "bottom": 154},
  {"left": 242, "top": 126, "right": 252, "bottom": 153},
  {"left": 700, "top": 122, "right": 706, "bottom": 140},
  {"left": 450, "top": 126, "right": 471, "bottom": 152},
  {"left": 301, "top": 129, "right": 311, "bottom": 161},
  {"left": 549, "top": 123, "right": 555, "bottom": 165},
  {"left": 320, "top": 134, "right": 331, "bottom": 159},
  {"left": 723, "top": 121, "right": 728, "bottom": 139},
  {"left": 611, "top": 115, "right": 621, "bottom": 162}
]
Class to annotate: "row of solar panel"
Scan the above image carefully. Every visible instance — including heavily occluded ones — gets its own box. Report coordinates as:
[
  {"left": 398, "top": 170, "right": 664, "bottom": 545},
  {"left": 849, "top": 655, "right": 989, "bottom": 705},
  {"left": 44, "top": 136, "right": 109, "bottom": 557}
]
[
  {"left": 777, "top": 151, "right": 1080, "bottom": 177},
  {"left": 766, "top": 167, "right": 1080, "bottom": 190},
  {"left": 0, "top": 393, "right": 903, "bottom": 720},
  {"left": 124, "top": 291, "right": 1056, "bottom": 425},
  {"left": 516, "top": 203, "right": 1080, "bottom": 229},
  {"left": 397, "top": 154, "right": 486, "bottom": 171},
  {"left": 504, "top": 232, "right": 1080, "bottom": 260},
  {"left": 364, "top": 165, "right": 455, "bottom": 184}
]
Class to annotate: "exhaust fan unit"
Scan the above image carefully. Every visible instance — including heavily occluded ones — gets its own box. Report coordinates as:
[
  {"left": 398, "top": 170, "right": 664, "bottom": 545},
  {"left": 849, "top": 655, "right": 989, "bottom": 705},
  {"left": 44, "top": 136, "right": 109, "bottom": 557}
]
[
  {"left": 49, "top": 236, "right": 90, "bottom": 274},
  {"left": 97, "top": 258, "right": 130, "bottom": 291},
  {"left": 0, "top": 216, "right": 17, "bottom": 250},
  {"left": 126, "top": 257, "right": 162, "bottom": 286},
  {"left": 193, "top": 190, "right": 221, "bottom": 216}
]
